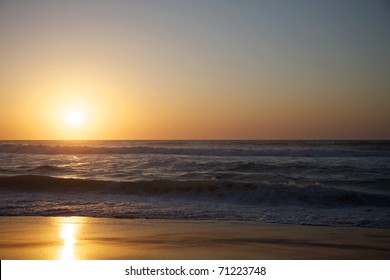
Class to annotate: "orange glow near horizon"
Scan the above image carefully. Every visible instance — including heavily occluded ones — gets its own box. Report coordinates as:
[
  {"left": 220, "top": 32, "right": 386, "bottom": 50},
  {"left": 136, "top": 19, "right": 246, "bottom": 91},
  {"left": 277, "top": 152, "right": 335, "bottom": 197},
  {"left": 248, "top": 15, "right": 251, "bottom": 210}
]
[
  {"left": 0, "top": 1, "right": 389, "bottom": 140},
  {"left": 36, "top": 88, "right": 117, "bottom": 140}
]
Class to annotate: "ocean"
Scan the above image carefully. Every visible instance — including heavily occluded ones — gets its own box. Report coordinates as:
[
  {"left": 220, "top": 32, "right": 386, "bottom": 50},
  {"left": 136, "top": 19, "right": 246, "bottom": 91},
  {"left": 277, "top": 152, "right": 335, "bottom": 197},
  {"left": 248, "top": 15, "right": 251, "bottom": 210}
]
[{"left": 0, "top": 140, "right": 389, "bottom": 228}]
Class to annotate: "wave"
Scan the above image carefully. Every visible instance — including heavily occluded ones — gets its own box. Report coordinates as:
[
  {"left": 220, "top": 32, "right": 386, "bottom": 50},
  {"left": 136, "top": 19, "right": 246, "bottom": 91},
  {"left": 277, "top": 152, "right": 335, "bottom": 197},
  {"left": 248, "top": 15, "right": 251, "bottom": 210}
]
[
  {"left": 0, "top": 175, "right": 388, "bottom": 208},
  {"left": 0, "top": 165, "right": 69, "bottom": 175},
  {"left": 219, "top": 161, "right": 328, "bottom": 172},
  {"left": 0, "top": 143, "right": 389, "bottom": 157},
  {"left": 30, "top": 165, "right": 68, "bottom": 172}
]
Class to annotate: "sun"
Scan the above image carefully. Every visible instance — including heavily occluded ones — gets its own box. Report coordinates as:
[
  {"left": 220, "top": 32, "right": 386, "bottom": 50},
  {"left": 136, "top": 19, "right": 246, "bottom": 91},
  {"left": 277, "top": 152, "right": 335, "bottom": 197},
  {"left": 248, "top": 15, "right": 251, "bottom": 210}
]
[{"left": 64, "top": 109, "right": 85, "bottom": 127}]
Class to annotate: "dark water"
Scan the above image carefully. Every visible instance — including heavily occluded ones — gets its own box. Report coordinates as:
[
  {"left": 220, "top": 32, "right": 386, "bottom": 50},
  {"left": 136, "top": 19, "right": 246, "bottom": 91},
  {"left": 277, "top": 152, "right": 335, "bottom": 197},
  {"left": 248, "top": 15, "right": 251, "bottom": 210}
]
[{"left": 0, "top": 140, "right": 389, "bottom": 227}]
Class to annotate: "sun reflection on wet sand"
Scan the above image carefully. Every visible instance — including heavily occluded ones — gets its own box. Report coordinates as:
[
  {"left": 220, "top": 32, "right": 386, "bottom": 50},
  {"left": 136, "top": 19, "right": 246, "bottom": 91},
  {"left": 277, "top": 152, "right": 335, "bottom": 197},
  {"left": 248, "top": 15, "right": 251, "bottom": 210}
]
[{"left": 58, "top": 217, "right": 83, "bottom": 260}]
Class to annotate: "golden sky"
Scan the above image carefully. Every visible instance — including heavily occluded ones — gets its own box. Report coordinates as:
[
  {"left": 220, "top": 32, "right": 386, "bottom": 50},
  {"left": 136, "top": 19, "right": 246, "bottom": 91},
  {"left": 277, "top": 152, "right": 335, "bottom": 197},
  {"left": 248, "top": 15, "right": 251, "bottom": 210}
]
[{"left": 0, "top": 0, "right": 389, "bottom": 140}]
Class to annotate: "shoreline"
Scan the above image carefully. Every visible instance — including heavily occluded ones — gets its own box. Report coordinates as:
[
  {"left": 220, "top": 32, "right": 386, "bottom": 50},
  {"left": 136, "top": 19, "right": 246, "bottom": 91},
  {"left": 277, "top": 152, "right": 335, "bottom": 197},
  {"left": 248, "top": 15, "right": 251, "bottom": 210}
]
[{"left": 0, "top": 216, "right": 389, "bottom": 260}]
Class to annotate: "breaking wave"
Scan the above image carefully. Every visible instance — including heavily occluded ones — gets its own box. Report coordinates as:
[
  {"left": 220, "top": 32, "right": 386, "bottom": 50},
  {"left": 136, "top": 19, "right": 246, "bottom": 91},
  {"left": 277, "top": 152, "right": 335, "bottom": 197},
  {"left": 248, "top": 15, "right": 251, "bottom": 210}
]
[
  {"left": 30, "top": 165, "right": 68, "bottom": 172},
  {"left": 0, "top": 175, "right": 388, "bottom": 208},
  {"left": 0, "top": 143, "right": 389, "bottom": 157}
]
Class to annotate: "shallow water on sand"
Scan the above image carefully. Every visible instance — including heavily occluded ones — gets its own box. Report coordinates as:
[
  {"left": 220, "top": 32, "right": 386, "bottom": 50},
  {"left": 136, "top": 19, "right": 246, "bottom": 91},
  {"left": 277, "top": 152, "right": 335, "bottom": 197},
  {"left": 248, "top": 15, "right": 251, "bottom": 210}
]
[{"left": 0, "top": 216, "right": 389, "bottom": 259}]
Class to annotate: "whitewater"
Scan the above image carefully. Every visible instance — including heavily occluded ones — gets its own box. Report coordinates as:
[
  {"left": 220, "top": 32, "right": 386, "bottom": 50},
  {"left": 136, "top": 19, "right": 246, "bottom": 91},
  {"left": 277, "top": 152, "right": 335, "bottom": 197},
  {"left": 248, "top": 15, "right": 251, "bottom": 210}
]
[{"left": 0, "top": 140, "right": 389, "bottom": 227}]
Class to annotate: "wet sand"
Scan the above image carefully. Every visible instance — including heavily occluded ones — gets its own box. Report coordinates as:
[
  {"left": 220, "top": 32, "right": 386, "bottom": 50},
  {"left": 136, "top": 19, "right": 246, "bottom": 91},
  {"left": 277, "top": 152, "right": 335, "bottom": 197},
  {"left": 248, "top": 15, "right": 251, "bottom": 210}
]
[{"left": 0, "top": 216, "right": 389, "bottom": 259}]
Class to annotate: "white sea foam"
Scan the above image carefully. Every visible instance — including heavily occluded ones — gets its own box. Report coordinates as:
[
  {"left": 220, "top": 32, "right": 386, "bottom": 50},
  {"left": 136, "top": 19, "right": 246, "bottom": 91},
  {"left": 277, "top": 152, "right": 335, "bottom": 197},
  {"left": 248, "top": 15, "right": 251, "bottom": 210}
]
[{"left": 0, "top": 140, "right": 389, "bottom": 227}]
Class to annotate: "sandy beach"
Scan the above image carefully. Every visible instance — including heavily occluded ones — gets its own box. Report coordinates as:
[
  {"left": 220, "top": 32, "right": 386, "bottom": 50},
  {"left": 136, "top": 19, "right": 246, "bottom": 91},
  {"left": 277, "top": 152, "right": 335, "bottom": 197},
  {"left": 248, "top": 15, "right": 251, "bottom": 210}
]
[{"left": 0, "top": 216, "right": 389, "bottom": 260}]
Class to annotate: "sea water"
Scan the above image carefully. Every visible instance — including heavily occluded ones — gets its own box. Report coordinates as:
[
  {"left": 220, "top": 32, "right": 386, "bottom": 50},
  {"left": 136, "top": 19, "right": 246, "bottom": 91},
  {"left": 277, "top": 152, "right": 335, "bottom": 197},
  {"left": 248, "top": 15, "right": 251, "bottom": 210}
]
[{"left": 0, "top": 140, "right": 389, "bottom": 227}]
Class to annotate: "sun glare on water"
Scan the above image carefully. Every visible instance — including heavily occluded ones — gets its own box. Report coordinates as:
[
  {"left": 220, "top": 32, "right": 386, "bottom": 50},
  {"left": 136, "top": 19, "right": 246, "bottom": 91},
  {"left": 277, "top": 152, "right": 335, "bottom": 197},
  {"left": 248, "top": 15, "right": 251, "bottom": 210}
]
[
  {"left": 60, "top": 223, "right": 76, "bottom": 260},
  {"left": 58, "top": 217, "right": 84, "bottom": 260},
  {"left": 65, "top": 109, "right": 85, "bottom": 127}
]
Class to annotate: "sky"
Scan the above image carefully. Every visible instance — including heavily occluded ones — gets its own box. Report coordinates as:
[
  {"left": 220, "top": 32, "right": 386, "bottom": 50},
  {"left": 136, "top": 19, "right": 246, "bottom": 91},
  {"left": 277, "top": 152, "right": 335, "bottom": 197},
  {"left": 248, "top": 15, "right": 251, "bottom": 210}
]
[{"left": 0, "top": 0, "right": 389, "bottom": 140}]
